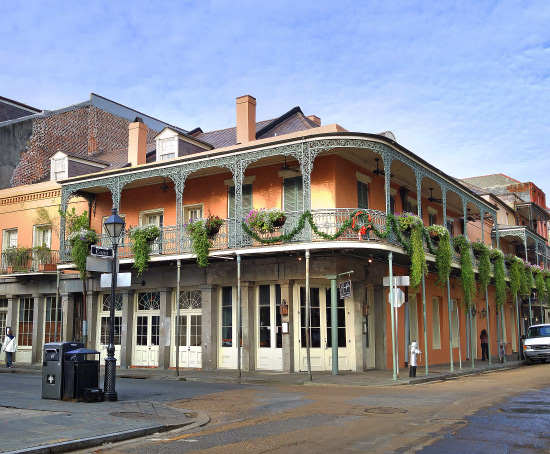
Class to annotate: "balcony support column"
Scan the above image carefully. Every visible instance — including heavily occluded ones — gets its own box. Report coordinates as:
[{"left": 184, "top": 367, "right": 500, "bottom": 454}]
[
  {"left": 442, "top": 188, "right": 447, "bottom": 230},
  {"left": 480, "top": 208, "right": 485, "bottom": 243},
  {"left": 229, "top": 161, "right": 244, "bottom": 248},
  {"left": 415, "top": 170, "right": 423, "bottom": 219},
  {"left": 383, "top": 154, "right": 394, "bottom": 215}
]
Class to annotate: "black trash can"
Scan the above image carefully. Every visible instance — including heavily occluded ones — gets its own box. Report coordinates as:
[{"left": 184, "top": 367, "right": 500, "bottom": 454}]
[
  {"left": 42, "top": 342, "right": 84, "bottom": 400},
  {"left": 63, "top": 348, "right": 101, "bottom": 401}
]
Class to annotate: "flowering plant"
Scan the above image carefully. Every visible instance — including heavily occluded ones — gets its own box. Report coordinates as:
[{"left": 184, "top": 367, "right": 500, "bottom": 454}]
[
  {"left": 204, "top": 215, "right": 224, "bottom": 235},
  {"left": 127, "top": 224, "right": 160, "bottom": 242},
  {"left": 426, "top": 224, "right": 448, "bottom": 238},
  {"left": 396, "top": 212, "right": 423, "bottom": 232},
  {"left": 244, "top": 208, "right": 286, "bottom": 234},
  {"left": 128, "top": 225, "right": 160, "bottom": 276},
  {"left": 68, "top": 228, "right": 99, "bottom": 246}
]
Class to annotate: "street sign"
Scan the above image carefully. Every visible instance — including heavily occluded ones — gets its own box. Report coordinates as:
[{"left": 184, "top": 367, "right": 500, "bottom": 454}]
[
  {"left": 383, "top": 276, "right": 410, "bottom": 287},
  {"left": 388, "top": 288, "right": 406, "bottom": 307},
  {"left": 100, "top": 272, "right": 131, "bottom": 288},
  {"left": 90, "top": 245, "right": 113, "bottom": 258},
  {"left": 339, "top": 280, "right": 352, "bottom": 298},
  {"left": 86, "top": 256, "right": 115, "bottom": 273}
]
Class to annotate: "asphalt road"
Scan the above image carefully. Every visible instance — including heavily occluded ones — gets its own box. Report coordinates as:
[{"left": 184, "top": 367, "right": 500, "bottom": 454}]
[{"left": 82, "top": 364, "right": 550, "bottom": 454}]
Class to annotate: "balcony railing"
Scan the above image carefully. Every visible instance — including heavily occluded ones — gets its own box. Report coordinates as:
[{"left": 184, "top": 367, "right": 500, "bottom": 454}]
[
  {"left": 59, "top": 208, "right": 497, "bottom": 266},
  {"left": 1, "top": 249, "right": 60, "bottom": 274}
]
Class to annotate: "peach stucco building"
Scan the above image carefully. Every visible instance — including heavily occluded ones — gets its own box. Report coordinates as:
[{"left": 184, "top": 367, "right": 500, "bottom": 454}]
[{"left": 1, "top": 94, "right": 548, "bottom": 374}]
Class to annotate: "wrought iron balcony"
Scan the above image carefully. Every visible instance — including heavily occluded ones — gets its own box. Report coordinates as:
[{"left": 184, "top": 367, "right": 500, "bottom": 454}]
[{"left": 1, "top": 249, "right": 60, "bottom": 274}]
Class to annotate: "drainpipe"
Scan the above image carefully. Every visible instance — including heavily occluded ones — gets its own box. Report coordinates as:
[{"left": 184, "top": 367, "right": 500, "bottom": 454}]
[
  {"left": 305, "top": 250, "right": 312, "bottom": 381},
  {"left": 330, "top": 276, "right": 338, "bottom": 376},
  {"left": 175, "top": 259, "right": 181, "bottom": 377},
  {"left": 457, "top": 305, "right": 462, "bottom": 369},
  {"left": 404, "top": 288, "right": 410, "bottom": 367},
  {"left": 471, "top": 308, "right": 475, "bottom": 369},
  {"left": 447, "top": 278, "right": 454, "bottom": 372},
  {"left": 486, "top": 287, "right": 492, "bottom": 365},
  {"left": 422, "top": 274, "right": 429, "bottom": 376},
  {"left": 55, "top": 269, "right": 60, "bottom": 341},
  {"left": 237, "top": 254, "right": 242, "bottom": 378},
  {"left": 515, "top": 293, "right": 521, "bottom": 361},
  {"left": 389, "top": 252, "right": 397, "bottom": 381}
]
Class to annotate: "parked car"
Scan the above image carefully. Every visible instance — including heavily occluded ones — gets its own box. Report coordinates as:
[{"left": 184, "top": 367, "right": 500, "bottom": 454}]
[{"left": 523, "top": 324, "right": 550, "bottom": 365}]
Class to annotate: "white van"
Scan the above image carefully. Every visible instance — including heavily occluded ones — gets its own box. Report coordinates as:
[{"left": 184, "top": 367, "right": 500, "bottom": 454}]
[{"left": 523, "top": 324, "right": 550, "bottom": 364}]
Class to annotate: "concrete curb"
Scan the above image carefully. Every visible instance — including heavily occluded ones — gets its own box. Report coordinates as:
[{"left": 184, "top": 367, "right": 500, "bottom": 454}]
[{"left": 3, "top": 410, "right": 209, "bottom": 454}]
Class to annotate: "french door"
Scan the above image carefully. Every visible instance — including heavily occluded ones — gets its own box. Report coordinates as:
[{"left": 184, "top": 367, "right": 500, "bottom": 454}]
[
  {"left": 133, "top": 292, "right": 160, "bottom": 367},
  {"left": 173, "top": 289, "right": 202, "bottom": 368},
  {"left": 97, "top": 294, "right": 122, "bottom": 364},
  {"left": 296, "top": 286, "right": 351, "bottom": 371},
  {"left": 256, "top": 284, "right": 283, "bottom": 370}
]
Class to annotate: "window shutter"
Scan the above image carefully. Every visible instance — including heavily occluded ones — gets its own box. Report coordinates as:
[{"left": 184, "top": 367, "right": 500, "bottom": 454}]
[
  {"left": 283, "top": 177, "right": 303, "bottom": 212},
  {"left": 229, "top": 184, "right": 253, "bottom": 219},
  {"left": 357, "top": 181, "right": 369, "bottom": 209}
]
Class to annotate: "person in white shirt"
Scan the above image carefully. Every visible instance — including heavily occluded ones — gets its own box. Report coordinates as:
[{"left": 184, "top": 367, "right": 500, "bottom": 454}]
[{"left": 2, "top": 328, "right": 17, "bottom": 368}]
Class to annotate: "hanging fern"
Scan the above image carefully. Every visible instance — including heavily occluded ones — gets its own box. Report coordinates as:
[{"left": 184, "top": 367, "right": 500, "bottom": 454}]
[
  {"left": 127, "top": 225, "right": 161, "bottom": 276},
  {"left": 427, "top": 225, "right": 452, "bottom": 287},
  {"left": 472, "top": 241, "right": 491, "bottom": 293},
  {"left": 452, "top": 235, "right": 475, "bottom": 309},
  {"left": 490, "top": 249, "right": 506, "bottom": 308},
  {"left": 506, "top": 254, "right": 523, "bottom": 296},
  {"left": 534, "top": 268, "right": 546, "bottom": 304}
]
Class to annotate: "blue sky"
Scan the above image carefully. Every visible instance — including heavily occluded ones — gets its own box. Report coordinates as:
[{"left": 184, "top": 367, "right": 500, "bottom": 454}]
[{"left": 2, "top": 1, "right": 549, "bottom": 195}]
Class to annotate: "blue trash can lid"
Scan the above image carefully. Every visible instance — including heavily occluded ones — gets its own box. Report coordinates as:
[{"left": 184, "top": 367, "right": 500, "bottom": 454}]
[{"left": 65, "top": 348, "right": 101, "bottom": 355}]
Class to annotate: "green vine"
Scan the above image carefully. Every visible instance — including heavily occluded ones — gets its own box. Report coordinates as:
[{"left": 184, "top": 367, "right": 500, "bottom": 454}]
[
  {"left": 433, "top": 229, "right": 452, "bottom": 287},
  {"left": 69, "top": 229, "right": 99, "bottom": 279},
  {"left": 506, "top": 254, "right": 523, "bottom": 297},
  {"left": 490, "top": 249, "right": 506, "bottom": 308},
  {"left": 452, "top": 235, "right": 475, "bottom": 309},
  {"left": 534, "top": 268, "right": 546, "bottom": 304},
  {"left": 544, "top": 271, "right": 550, "bottom": 303},
  {"left": 472, "top": 241, "right": 491, "bottom": 293},
  {"left": 186, "top": 220, "right": 213, "bottom": 267},
  {"left": 522, "top": 265, "right": 535, "bottom": 298},
  {"left": 128, "top": 225, "right": 161, "bottom": 276}
]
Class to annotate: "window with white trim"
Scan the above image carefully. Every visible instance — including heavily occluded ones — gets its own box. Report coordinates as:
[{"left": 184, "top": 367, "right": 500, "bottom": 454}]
[
  {"left": 18, "top": 297, "right": 33, "bottom": 346},
  {"left": 183, "top": 205, "right": 203, "bottom": 223},
  {"left": 33, "top": 225, "right": 52, "bottom": 248},
  {"left": 52, "top": 157, "right": 67, "bottom": 181},
  {"left": 159, "top": 138, "right": 176, "bottom": 161},
  {"left": 3, "top": 229, "right": 18, "bottom": 249}
]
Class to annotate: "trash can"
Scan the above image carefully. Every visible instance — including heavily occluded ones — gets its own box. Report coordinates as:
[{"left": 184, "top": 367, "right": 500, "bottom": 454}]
[
  {"left": 63, "top": 348, "right": 101, "bottom": 401},
  {"left": 42, "top": 341, "right": 84, "bottom": 399}
]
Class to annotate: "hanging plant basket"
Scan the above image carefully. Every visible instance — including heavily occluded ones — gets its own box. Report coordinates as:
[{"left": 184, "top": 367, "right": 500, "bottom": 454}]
[
  {"left": 272, "top": 215, "right": 286, "bottom": 228},
  {"left": 204, "top": 215, "right": 224, "bottom": 238},
  {"left": 206, "top": 225, "right": 220, "bottom": 237}
]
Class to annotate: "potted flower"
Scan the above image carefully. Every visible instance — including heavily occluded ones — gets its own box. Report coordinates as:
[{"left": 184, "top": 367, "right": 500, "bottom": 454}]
[
  {"left": 396, "top": 212, "right": 423, "bottom": 234},
  {"left": 33, "top": 245, "right": 56, "bottom": 272},
  {"left": 244, "top": 208, "right": 286, "bottom": 234},
  {"left": 204, "top": 215, "right": 224, "bottom": 237},
  {"left": 3, "top": 246, "right": 31, "bottom": 273},
  {"left": 426, "top": 224, "right": 447, "bottom": 245}
]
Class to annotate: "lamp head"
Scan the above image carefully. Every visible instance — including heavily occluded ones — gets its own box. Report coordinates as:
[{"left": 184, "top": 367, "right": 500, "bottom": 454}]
[{"left": 104, "top": 207, "right": 125, "bottom": 240}]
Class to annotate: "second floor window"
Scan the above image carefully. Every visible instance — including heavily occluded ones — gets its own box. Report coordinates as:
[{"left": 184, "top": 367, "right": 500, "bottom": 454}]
[
  {"left": 357, "top": 181, "right": 369, "bottom": 209},
  {"left": 228, "top": 184, "right": 253, "bottom": 219},
  {"left": 3, "top": 229, "right": 17, "bottom": 249},
  {"left": 428, "top": 212, "right": 437, "bottom": 226},
  {"left": 283, "top": 176, "right": 303, "bottom": 212},
  {"left": 33, "top": 226, "right": 52, "bottom": 248},
  {"left": 446, "top": 219, "right": 454, "bottom": 236}
]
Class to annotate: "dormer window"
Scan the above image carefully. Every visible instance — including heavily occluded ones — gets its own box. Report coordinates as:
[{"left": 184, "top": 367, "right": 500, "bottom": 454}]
[
  {"left": 51, "top": 155, "right": 67, "bottom": 181},
  {"left": 159, "top": 138, "right": 176, "bottom": 161}
]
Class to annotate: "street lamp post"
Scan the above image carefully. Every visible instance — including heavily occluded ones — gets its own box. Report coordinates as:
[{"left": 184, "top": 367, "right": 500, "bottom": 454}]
[{"left": 103, "top": 207, "right": 125, "bottom": 402}]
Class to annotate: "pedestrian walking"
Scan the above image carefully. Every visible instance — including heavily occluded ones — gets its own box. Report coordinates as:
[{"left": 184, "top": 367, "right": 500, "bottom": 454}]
[
  {"left": 480, "top": 329, "right": 488, "bottom": 361},
  {"left": 2, "top": 328, "right": 17, "bottom": 368},
  {"left": 409, "top": 340, "right": 421, "bottom": 377}
]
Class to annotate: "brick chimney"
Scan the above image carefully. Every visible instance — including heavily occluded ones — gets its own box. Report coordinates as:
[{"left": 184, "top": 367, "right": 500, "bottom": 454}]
[
  {"left": 128, "top": 117, "right": 148, "bottom": 166},
  {"left": 236, "top": 95, "right": 256, "bottom": 144},
  {"left": 307, "top": 115, "right": 321, "bottom": 126}
]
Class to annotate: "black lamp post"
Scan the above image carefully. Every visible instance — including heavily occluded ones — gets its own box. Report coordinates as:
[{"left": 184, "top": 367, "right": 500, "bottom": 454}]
[{"left": 103, "top": 207, "right": 125, "bottom": 402}]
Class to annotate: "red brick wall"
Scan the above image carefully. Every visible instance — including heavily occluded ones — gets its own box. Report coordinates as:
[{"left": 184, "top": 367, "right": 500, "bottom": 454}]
[{"left": 11, "top": 106, "right": 158, "bottom": 187}]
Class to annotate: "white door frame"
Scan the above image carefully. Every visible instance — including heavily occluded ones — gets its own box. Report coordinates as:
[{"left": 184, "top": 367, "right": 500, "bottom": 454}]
[
  {"left": 133, "top": 292, "right": 160, "bottom": 367},
  {"left": 96, "top": 293, "right": 122, "bottom": 364},
  {"left": 293, "top": 284, "right": 353, "bottom": 372},
  {"left": 172, "top": 288, "right": 203, "bottom": 368},
  {"left": 256, "top": 284, "right": 283, "bottom": 371}
]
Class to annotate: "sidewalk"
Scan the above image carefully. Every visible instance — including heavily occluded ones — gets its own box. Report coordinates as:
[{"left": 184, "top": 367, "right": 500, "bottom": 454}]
[
  {"left": 0, "top": 356, "right": 524, "bottom": 454},
  {"left": 3, "top": 354, "right": 524, "bottom": 386}
]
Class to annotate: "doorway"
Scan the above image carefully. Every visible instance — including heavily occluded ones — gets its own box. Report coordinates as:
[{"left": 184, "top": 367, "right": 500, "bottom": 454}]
[
  {"left": 133, "top": 292, "right": 160, "bottom": 367},
  {"left": 173, "top": 289, "right": 202, "bottom": 368}
]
